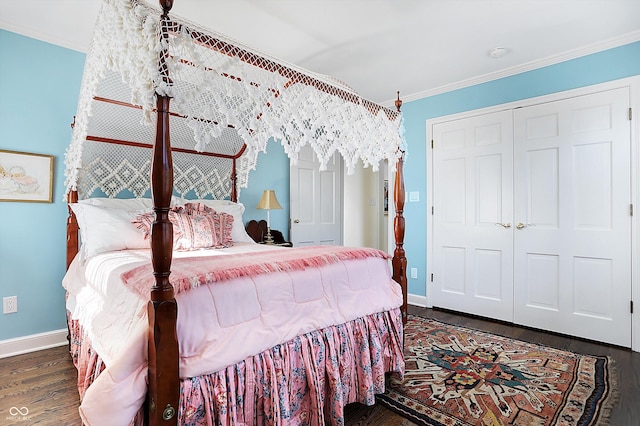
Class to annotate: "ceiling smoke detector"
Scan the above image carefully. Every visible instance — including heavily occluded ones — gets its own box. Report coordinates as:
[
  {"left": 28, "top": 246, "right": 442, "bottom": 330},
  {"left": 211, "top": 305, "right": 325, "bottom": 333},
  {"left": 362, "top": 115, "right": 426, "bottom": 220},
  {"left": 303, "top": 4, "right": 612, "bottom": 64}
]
[{"left": 489, "top": 47, "right": 508, "bottom": 58}]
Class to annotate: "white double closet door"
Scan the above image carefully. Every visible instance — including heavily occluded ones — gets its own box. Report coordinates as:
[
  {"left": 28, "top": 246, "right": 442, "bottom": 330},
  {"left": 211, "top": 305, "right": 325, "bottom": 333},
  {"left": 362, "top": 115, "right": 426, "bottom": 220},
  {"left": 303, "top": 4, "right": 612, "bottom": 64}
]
[{"left": 431, "top": 87, "right": 632, "bottom": 347}]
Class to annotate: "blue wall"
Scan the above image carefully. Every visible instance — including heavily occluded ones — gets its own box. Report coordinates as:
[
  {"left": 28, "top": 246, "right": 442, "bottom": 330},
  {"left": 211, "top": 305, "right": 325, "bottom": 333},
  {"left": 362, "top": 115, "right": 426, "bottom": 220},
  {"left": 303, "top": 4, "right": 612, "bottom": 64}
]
[
  {"left": 0, "top": 30, "right": 289, "bottom": 341},
  {"left": 401, "top": 41, "right": 640, "bottom": 297},
  {"left": 240, "top": 140, "right": 290, "bottom": 240},
  {"left": 0, "top": 30, "right": 85, "bottom": 340},
  {"left": 2, "top": 28, "right": 638, "bottom": 339}
]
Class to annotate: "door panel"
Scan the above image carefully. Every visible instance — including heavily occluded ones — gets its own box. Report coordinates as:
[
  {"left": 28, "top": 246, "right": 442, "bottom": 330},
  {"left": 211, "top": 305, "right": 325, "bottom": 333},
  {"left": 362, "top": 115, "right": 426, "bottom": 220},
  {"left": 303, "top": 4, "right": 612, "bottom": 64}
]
[
  {"left": 475, "top": 248, "right": 503, "bottom": 300},
  {"left": 513, "top": 87, "right": 631, "bottom": 346},
  {"left": 527, "top": 148, "right": 559, "bottom": 227},
  {"left": 290, "top": 145, "right": 342, "bottom": 246},
  {"left": 524, "top": 253, "right": 559, "bottom": 310},
  {"left": 432, "top": 110, "right": 514, "bottom": 321}
]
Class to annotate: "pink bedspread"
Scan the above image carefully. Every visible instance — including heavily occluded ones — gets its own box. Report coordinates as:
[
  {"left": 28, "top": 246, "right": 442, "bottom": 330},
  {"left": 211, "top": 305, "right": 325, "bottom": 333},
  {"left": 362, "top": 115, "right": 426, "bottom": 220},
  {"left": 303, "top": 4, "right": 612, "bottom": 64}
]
[
  {"left": 121, "top": 245, "right": 391, "bottom": 298},
  {"left": 64, "top": 243, "right": 404, "bottom": 425}
]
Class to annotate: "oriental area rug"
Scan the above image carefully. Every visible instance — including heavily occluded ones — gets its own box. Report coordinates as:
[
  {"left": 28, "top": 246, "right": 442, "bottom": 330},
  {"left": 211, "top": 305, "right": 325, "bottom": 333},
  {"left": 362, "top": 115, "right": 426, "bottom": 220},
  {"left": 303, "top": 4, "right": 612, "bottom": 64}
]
[{"left": 377, "top": 315, "right": 617, "bottom": 426}]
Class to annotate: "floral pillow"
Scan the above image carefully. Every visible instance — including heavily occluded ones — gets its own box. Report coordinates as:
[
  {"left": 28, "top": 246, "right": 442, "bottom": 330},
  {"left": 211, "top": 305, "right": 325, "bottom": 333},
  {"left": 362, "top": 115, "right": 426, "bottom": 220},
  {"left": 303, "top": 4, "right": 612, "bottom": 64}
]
[
  {"left": 131, "top": 203, "right": 234, "bottom": 251},
  {"left": 130, "top": 205, "right": 188, "bottom": 240},
  {"left": 170, "top": 211, "right": 220, "bottom": 250},
  {"left": 130, "top": 211, "right": 156, "bottom": 240}
]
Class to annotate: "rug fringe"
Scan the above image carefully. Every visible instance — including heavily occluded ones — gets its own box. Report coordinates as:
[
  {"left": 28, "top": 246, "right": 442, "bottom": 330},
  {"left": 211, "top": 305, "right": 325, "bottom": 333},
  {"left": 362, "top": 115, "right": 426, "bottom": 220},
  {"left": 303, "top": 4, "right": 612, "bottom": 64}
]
[{"left": 594, "top": 356, "right": 619, "bottom": 426}]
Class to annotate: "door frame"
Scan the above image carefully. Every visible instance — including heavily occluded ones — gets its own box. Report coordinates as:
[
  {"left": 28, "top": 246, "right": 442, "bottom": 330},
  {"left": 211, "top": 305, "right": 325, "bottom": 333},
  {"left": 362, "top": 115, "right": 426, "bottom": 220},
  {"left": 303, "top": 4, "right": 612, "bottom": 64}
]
[{"left": 426, "top": 76, "right": 640, "bottom": 352}]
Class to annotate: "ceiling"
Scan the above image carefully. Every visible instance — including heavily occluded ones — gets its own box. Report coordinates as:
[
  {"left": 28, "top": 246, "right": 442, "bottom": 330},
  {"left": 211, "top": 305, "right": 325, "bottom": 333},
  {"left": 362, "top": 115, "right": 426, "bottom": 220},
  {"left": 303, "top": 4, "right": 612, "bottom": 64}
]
[{"left": 1, "top": 0, "right": 639, "bottom": 105}]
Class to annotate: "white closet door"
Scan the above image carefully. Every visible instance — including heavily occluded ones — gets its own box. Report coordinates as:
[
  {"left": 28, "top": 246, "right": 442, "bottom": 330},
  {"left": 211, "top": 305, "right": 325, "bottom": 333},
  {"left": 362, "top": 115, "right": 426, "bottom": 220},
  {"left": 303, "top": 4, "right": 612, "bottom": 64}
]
[
  {"left": 513, "top": 87, "right": 631, "bottom": 346},
  {"left": 290, "top": 145, "right": 343, "bottom": 246},
  {"left": 432, "top": 110, "right": 514, "bottom": 321}
]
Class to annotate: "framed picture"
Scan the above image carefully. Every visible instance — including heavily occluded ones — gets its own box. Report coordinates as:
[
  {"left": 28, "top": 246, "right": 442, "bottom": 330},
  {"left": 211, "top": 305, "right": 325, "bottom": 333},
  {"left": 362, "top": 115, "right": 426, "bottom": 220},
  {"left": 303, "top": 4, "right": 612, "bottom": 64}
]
[
  {"left": 383, "top": 179, "right": 389, "bottom": 214},
  {"left": 0, "top": 149, "right": 54, "bottom": 203}
]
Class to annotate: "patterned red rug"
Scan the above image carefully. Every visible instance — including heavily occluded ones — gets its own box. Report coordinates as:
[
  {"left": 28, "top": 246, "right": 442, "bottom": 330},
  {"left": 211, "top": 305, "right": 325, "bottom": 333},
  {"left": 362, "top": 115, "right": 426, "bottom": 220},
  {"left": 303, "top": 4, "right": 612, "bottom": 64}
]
[{"left": 377, "top": 315, "right": 617, "bottom": 426}]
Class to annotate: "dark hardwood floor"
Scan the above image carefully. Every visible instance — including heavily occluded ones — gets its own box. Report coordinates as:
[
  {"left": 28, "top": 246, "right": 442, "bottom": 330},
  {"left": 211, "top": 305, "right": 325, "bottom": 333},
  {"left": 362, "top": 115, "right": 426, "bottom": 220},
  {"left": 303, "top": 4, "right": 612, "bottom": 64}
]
[{"left": 1, "top": 306, "right": 638, "bottom": 425}]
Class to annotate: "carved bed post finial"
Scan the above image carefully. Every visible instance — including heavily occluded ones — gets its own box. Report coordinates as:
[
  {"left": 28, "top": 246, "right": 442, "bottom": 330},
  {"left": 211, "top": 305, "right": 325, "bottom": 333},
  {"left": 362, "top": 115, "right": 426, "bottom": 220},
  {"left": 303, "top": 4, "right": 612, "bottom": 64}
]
[
  {"left": 392, "top": 91, "right": 408, "bottom": 325},
  {"left": 159, "top": 0, "right": 174, "bottom": 14},
  {"left": 395, "top": 90, "right": 403, "bottom": 112}
]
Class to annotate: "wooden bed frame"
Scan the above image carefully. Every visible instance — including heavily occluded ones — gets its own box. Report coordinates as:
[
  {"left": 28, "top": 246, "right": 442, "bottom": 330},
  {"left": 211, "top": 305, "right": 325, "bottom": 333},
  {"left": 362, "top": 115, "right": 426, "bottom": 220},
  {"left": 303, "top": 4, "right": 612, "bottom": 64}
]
[{"left": 65, "top": 1, "right": 407, "bottom": 424}]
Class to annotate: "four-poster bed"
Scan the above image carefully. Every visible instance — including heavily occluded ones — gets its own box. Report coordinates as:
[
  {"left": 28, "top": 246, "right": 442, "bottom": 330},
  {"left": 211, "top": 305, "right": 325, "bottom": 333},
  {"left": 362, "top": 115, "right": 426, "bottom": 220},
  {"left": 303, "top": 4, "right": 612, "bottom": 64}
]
[{"left": 63, "top": 0, "right": 408, "bottom": 424}]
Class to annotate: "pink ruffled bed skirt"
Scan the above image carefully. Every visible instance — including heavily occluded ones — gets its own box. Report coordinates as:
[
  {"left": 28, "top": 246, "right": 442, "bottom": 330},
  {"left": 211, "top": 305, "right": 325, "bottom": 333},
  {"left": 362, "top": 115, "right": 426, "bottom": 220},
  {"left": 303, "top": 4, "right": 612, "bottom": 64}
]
[{"left": 69, "top": 308, "right": 404, "bottom": 425}]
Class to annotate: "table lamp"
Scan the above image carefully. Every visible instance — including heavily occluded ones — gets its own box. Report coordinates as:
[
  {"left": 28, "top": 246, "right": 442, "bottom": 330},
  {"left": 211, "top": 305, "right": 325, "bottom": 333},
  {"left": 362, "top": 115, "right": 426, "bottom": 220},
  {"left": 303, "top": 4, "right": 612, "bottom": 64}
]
[{"left": 256, "top": 189, "right": 282, "bottom": 244}]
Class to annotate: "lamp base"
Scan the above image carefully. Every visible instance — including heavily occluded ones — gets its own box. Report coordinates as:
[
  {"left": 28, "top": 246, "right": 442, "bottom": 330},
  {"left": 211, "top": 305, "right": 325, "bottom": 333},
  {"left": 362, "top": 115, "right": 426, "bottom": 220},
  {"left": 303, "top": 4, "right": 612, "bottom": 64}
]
[{"left": 264, "top": 228, "right": 275, "bottom": 245}]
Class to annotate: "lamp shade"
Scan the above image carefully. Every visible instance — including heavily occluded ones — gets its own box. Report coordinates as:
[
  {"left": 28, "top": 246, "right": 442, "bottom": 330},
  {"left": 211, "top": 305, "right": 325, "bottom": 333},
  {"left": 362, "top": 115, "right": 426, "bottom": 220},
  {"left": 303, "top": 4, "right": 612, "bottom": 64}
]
[{"left": 256, "top": 189, "right": 282, "bottom": 210}]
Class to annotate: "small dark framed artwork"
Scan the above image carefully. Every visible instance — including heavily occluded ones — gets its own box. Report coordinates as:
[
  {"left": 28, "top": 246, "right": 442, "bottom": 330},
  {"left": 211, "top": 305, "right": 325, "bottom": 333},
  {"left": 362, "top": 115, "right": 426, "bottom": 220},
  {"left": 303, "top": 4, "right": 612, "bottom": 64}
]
[
  {"left": 0, "top": 149, "right": 54, "bottom": 203},
  {"left": 383, "top": 179, "right": 389, "bottom": 214}
]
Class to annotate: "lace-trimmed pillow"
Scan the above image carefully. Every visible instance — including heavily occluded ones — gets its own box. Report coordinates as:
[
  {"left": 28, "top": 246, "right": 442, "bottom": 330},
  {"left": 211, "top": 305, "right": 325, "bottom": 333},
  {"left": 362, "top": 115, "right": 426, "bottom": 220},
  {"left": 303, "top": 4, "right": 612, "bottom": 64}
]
[
  {"left": 131, "top": 211, "right": 155, "bottom": 240},
  {"left": 180, "top": 203, "right": 234, "bottom": 248},
  {"left": 211, "top": 210, "right": 234, "bottom": 247},
  {"left": 132, "top": 203, "right": 233, "bottom": 250},
  {"left": 170, "top": 211, "right": 220, "bottom": 250}
]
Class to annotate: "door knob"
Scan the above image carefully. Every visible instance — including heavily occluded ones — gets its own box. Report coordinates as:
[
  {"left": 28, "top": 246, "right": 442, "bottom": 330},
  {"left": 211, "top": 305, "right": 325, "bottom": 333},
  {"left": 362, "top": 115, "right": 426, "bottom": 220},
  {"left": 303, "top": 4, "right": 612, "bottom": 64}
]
[
  {"left": 495, "top": 222, "right": 511, "bottom": 229},
  {"left": 293, "top": 219, "right": 300, "bottom": 223},
  {"left": 516, "top": 223, "right": 526, "bottom": 229}
]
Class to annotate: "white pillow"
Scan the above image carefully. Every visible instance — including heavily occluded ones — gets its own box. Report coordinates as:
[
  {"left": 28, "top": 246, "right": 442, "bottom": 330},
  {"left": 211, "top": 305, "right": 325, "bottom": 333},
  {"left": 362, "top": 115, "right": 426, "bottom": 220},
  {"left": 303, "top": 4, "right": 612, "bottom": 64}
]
[
  {"left": 70, "top": 203, "right": 150, "bottom": 259},
  {"left": 81, "top": 197, "right": 195, "bottom": 210},
  {"left": 214, "top": 203, "right": 256, "bottom": 243},
  {"left": 79, "top": 197, "right": 153, "bottom": 210},
  {"left": 170, "top": 197, "right": 236, "bottom": 208},
  {"left": 171, "top": 196, "right": 188, "bottom": 207},
  {"left": 187, "top": 199, "right": 236, "bottom": 208}
]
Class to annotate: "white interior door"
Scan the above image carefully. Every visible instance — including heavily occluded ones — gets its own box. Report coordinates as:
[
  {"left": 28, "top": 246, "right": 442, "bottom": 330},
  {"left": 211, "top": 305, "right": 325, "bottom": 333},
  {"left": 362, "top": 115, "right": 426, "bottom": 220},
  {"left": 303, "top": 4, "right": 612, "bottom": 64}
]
[
  {"left": 513, "top": 88, "right": 632, "bottom": 346},
  {"left": 290, "top": 145, "right": 343, "bottom": 246},
  {"left": 432, "top": 110, "right": 514, "bottom": 321}
]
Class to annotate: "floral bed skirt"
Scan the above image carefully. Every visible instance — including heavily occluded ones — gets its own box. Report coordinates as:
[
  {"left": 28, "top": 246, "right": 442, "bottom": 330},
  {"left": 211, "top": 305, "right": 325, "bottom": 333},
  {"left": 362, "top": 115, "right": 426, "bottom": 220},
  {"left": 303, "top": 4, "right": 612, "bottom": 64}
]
[{"left": 69, "top": 308, "right": 404, "bottom": 425}]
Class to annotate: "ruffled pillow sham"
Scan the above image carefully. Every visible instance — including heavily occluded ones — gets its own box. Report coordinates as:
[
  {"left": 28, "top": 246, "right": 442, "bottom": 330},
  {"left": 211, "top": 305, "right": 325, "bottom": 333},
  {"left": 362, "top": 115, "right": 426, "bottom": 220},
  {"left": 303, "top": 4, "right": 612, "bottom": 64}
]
[{"left": 132, "top": 203, "right": 234, "bottom": 251}]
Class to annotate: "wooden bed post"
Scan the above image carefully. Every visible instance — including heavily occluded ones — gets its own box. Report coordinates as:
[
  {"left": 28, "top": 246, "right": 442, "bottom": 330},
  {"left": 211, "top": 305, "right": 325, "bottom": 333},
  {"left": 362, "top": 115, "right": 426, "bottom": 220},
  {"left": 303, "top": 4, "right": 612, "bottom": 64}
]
[
  {"left": 67, "top": 117, "right": 80, "bottom": 270},
  {"left": 231, "top": 158, "right": 238, "bottom": 202},
  {"left": 392, "top": 92, "right": 408, "bottom": 324},
  {"left": 148, "top": 1, "right": 179, "bottom": 425},
  {"left": 66, "top": 190, "right": 79, "bottom": 270}
]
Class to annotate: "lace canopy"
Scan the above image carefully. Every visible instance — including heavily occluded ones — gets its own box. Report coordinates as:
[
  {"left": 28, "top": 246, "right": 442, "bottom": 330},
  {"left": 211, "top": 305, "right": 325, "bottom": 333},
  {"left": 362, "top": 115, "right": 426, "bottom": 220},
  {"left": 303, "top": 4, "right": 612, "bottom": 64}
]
[{"left": 64, "top": 0, "right": 405, "bottom": 200}]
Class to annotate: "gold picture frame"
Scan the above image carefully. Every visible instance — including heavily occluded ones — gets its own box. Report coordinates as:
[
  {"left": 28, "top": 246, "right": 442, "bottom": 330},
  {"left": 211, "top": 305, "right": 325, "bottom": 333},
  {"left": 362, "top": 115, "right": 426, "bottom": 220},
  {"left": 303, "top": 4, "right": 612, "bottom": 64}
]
[{"left": 0, "top": 149, "right": 54, "bottom": 203}]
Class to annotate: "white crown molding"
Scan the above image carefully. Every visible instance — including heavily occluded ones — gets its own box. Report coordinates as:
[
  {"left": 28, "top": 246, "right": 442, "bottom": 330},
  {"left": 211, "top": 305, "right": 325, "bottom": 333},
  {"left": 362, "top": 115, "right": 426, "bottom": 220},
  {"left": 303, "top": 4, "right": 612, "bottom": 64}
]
[
  {"left": 0, "top": 22, "right": 89, "bottom": 53},
  {"left": 0, "top": 329, "right": 68, "bottom": 359},
  {"left": 386, "top": 30, "right": 640, "bottom": 106}
]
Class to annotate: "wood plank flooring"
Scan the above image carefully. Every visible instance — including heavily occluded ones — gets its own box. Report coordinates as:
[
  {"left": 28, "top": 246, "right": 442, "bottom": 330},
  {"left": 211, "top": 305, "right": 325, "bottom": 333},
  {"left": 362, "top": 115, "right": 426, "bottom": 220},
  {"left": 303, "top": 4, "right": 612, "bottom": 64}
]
[
  {"left": 1, "top": 306, "right": 638, "bottom": 425},
  {"left": 1, "top": 344, "right": 80, "bottom": 425}
]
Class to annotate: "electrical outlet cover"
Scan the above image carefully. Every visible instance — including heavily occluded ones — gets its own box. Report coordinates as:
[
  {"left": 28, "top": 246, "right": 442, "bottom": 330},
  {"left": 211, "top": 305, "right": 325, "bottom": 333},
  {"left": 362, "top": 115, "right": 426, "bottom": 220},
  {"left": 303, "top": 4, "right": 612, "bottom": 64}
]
[{"left": 3, "top": 296, "right": 17, "bottom": 314}]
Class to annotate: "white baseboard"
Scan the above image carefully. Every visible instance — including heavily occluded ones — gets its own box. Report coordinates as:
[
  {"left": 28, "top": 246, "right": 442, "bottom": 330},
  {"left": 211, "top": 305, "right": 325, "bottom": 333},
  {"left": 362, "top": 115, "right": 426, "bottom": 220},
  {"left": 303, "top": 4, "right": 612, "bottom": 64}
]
[
  {"left": 408, "top": 293, "right": 428, "bottom": 308},
  {"left": 0, "top": 329, "right": 68, "bottom": 359}
]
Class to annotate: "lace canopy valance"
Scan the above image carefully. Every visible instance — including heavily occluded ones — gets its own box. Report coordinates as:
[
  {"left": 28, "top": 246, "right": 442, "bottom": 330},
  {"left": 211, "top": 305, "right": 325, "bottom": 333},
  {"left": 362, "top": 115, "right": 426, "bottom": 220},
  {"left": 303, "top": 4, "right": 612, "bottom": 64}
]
[{"left": 64, "top": 0, "right": 405, "bottom": 200}]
